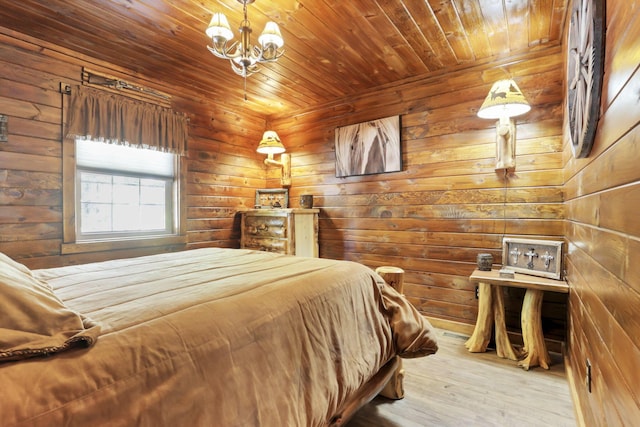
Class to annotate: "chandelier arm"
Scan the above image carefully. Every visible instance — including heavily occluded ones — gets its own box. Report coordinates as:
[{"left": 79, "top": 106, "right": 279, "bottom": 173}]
[
  {"left": 251, "top": 44, "right": 263, "bottom": 60},
  {"left": 208, "top": 44, "right": 284, "bottom": 70},
  {"left": 261, "top": 49, "right": 285, "bottom": 62},
  {"left": 251, "top": 45, "right": 285, "bottom": 63},
  {"left": 230, "top": 60, "right": 259, "bottom": 78},
  {"left": 207, "top": 41, "right": 244, "bottom": 60}
]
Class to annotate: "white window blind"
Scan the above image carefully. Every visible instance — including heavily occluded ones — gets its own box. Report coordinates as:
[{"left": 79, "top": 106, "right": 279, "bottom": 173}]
[{"left": 76, "top": 139, "right": 174, "bottom": 177}]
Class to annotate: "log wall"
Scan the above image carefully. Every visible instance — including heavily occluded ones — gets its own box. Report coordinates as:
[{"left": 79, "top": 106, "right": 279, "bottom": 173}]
[
  {"left": 563, "top": 0, "right": 640, "bottom": 424},
  {"left": 269, "top": 46, "right": 567, "bottom": 337},
  {"left": 0, "top": 27, "right": 265, "bottom": 268}
]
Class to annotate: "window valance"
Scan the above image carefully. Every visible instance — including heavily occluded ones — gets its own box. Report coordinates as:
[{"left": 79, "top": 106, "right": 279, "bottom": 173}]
[{"left": 66, "top": 85, "right": 188, "bottom": 155}]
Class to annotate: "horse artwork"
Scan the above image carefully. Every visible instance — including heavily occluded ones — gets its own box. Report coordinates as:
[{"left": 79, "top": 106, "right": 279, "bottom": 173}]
[{"left": 335, "top": 115, "right": 401, "bottom": 178}]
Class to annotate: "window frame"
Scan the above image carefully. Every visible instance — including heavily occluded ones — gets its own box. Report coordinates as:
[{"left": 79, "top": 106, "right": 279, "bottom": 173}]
[{"left": 62, "top": 134, "right": 187, "bottom": 255}]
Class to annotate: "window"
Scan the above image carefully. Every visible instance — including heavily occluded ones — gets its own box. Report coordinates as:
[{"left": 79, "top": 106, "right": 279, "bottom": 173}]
[
  {"left": 75, "top": 140, "right": 177, "bottom": 240},
  {"left": 62, "top": 83, "right": 188, "bottom": 254}
]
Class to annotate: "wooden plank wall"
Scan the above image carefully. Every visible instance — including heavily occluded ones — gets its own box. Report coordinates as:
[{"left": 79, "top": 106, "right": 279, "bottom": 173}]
[
  {"left": 563, "top": 0, "right": 640, "bottom": 424},
  {"left": 269, "top": 46, "right": 567, "bottom": 337},
  {"left": 2, "top": 4, "right": 638, "bottom": 422},
  {"left": 0, "top": 27, "right": 265, "bottom": 268},
  {"left": 1, "top": 22, "right": 570, "bottom": 343}
]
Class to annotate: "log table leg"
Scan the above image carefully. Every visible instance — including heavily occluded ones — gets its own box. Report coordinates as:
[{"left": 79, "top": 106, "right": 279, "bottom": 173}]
[
  {"left": 376, "top": 266, "right": 406, "bottom": 399},
  {"left": 465, "top": 281, "right": 519, "bottom": 360},
  {"left": 467, "top": 269, "right": 567, "bottom": 370},
  {"left": 465, "top": 282, "right": 493, "bottom": 352},
  {"left": 492, "top": 285, "right": 520, "bottom": 361},
  {"left": 519, "top": 288, "right": 551, "bottom": 370}
]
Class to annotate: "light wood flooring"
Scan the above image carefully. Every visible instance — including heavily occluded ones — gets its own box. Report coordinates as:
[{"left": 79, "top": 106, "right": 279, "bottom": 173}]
[{"left": 348, "top": 329, "right": 576, "bottom": 427}]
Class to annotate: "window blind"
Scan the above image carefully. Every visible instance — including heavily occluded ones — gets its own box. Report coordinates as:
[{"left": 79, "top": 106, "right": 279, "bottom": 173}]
[{"left": 76, "top": 139, "right": 174, "bottom": 178}]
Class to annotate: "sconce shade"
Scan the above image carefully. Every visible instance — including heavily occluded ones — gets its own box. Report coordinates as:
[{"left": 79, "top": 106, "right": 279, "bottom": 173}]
[
  {"left": 477, "top": 79, "right": 531, "bottom": 119},
  {"left": 257, "top": 131, "right": 286, "bottom": 154}
]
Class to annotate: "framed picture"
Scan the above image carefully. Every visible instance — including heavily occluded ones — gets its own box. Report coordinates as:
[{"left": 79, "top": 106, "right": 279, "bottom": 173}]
[
  {"left": 502, "top": 238, "right": 563, "bottom": 280},
  {"left": 335, "top": 115, "right": 401, "bottom": 178},
  {"left": 255, "top": 188, "right": 289, "bottom": 209}
]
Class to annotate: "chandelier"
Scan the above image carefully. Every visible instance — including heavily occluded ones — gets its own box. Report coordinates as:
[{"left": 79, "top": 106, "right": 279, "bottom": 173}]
[{"left": 205, "top": 0, "right": 284, "bottom": 79}]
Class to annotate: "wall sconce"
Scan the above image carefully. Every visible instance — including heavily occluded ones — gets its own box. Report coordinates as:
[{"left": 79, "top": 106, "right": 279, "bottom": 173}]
[
  {"left": 257, "top": 130, "right": 291, "bottom": 187},
  {"left": 477, "top": 79, "right": 531, "bottom": 171}
]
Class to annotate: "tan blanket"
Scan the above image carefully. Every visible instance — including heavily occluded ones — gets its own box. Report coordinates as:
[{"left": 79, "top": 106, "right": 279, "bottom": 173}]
[
  {"left": 0, "top": 252, "right": 100, "bottom": 362},
  {"left": 1, "top": 248, "right": 437, "bottom": 427}
]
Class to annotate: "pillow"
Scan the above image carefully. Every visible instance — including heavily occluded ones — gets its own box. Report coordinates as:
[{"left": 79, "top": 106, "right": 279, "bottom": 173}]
[{"left": 0, "top": 253, "right": 100, "bottom": 363}]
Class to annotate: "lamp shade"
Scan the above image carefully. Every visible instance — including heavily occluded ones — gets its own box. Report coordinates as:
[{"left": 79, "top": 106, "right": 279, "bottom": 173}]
[
  {"left": 206, "top": 13, "right": 234, "bottom": 42},
  {"left": 257, "top": 131, "right": 285, "bottom": 154},
  {"left": 477, "top": 79, "right": 531, "bottom": 119},
  {"left": 258, "top": 22, "right": 284, "bottom": 48}
]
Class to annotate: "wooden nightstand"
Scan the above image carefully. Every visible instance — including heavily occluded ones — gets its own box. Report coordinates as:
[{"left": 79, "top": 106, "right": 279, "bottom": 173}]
[
  {"left": 240, "top": 209, "right": 319, "bottom": 257},
  {"left": 465, "top": 269, "right": 568, "bottom": 370}
]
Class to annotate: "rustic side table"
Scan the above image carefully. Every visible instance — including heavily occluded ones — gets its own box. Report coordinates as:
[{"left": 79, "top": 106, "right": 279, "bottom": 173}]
[
  {"left": 464, "top": 269, "right": 568, "bottom": 370},
  {"left": 240, "top": 208, "right": 319, "bottom": 257}
]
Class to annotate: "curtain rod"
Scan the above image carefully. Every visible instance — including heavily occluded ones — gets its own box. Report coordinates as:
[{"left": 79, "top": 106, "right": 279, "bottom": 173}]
[{"left": 60, "top": 69, "right": 171, "bottom": 102}]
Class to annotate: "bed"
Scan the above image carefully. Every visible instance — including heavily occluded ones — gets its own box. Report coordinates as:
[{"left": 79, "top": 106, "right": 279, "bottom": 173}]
[{"left": 1, "top": 248, "right": 438, "bottom": 427}]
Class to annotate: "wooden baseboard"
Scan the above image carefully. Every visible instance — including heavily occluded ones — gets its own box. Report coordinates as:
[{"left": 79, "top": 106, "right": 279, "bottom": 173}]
[
  {"left": 425, "top": 317, "right": 475, "bottom": 336},
  {"left": 564, "top": 353, "right": 587, "bottom": 427},
  {"left": 425, "top": 316, "right": 565, "bottom": 354}
]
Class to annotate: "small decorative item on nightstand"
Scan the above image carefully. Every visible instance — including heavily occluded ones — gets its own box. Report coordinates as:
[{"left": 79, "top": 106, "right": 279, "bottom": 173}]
[
  {"left": 477, "top": 253, "right": 493, "bottom": 271},
  {"left": 255, "top": 188, "right": 289, "bottom": 209},
  {"left": 502, "top": 238, "right": 563, "bottom": 280},
  {"left": 300, "top": 194, "right": 313, "bottom": 209}
]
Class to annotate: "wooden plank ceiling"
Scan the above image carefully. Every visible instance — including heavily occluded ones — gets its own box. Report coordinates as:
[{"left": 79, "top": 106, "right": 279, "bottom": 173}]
[{"left": 0, "top": 0, "right": 568, "bottom": 117}]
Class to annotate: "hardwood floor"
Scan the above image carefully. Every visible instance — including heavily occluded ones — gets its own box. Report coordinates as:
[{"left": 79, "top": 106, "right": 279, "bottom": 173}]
[{"left": 348, "top": 329, "right": 576, "bottom": 427}]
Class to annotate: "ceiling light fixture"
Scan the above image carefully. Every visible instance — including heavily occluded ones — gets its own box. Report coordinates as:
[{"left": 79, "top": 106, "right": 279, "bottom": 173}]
[{"left": 205, "top": 0, "right": 284, "bottom": 97}]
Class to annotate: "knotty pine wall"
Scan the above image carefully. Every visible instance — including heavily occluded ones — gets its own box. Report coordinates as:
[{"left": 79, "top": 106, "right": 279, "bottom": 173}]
[
  {"left": 270, "top": 46, "right": 567, "bottom": 338},
  {"left": 0, "top": 27, "right": 266, "bottom": 268},
  {"left": 562, "top": 0, "right": 640, "bottom": 424}
]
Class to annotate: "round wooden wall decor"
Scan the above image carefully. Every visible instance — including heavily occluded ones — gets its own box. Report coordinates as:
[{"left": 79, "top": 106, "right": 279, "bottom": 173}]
[{"left": 566, "top": 0, "right": 605, "bottom": 158}]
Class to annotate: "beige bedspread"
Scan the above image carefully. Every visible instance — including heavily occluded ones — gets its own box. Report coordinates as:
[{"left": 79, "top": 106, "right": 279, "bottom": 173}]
[{"left": 1, "top": 248, "right": 437, "bottom": 427}]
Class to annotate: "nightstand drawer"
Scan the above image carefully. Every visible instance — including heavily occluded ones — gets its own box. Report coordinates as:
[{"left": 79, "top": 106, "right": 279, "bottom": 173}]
[
  {"left": 243, "top": 215, "right": 288, "bottom": 239},
  {"left": 242, "top": 237, "right": 288, "bottom": 253}
]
